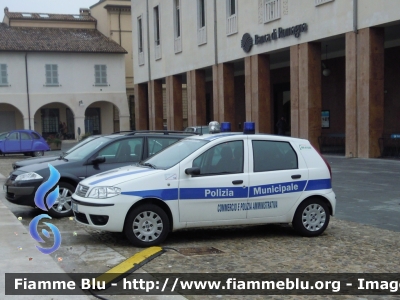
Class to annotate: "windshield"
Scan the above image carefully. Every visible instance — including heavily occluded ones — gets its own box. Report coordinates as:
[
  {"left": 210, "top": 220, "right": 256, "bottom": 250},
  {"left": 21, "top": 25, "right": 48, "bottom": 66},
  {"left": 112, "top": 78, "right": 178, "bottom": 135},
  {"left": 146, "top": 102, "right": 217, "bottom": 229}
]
[
  {"left": 64, "top": 137, "right": 111, "bottom": 160},
  {"left": 142, "top": 138, "right": 209, "bottom": 170},
  {"left": 65, "top": 135, "right": 100, "bottom": 154},
  {"left": 0, "top": 132, "right": 8, "bottom": 140}
]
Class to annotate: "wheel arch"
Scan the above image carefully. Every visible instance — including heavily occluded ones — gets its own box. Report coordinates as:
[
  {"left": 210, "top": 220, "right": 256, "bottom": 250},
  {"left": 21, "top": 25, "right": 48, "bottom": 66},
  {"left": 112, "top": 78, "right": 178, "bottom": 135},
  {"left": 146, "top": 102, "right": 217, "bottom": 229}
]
[
  {"left": 293, "top": 195, "right": 333, "bottom": 221},
  {"left": 123, "top": 198, "right": 174, "bottom": 232},
  {"left": 58, "top": 177, "right": 79, "bottom": 189}
]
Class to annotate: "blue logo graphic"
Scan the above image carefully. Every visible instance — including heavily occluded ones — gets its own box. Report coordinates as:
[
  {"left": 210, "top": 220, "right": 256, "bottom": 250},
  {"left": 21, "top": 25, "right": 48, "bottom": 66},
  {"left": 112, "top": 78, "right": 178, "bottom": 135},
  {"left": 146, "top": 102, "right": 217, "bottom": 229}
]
[
  {"left": 29, "top": 214, "right": 62, "bottom": 255},
  {"left": 29, "top": 164, "right": 62, "bottom": 255},
  {"left": 34, "top": 164, "right": 60, "bottom": 211}
]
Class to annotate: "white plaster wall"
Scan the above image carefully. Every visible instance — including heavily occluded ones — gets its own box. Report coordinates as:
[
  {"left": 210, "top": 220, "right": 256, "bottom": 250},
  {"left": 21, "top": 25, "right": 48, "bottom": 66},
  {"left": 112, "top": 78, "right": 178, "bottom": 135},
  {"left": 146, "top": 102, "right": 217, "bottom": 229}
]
[
  {"left": 0, "top": 51, "right": 129, "bottom": 134},
  {"left": 132, "top": 0, "right": 150, "bottom": 84},
  {"left": 26, "top": 53, "right": 126, "bottom": 94},
  {"left": 132, "top": 0, "right": 400, "bottom": 84}
]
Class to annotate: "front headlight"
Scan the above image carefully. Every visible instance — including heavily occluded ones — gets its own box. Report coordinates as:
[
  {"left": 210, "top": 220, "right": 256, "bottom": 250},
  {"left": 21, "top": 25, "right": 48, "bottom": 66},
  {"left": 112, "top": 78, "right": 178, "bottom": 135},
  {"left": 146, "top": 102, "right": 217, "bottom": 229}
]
[
  {"left": 88, "top": 187, "right": 121, "bottom": 199},
  {"left": 14, "top": 172, "right": 43, "bottom": 181}
]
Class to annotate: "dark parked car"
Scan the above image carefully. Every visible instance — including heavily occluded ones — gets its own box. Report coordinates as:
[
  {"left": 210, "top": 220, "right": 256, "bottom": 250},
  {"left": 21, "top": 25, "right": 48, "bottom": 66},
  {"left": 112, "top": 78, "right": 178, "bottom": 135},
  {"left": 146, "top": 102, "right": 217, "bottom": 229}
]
[
  {"left": 0, "top": 130, "right": 50, "bottom": 157},
  {"left": 12, "top": 135, "right": 101, "bottom": 170},
  {"left": 184, "top": 126, "right": 209, "bottom": 134},
  {"left": 4, "top": 131, "right": 194, "bottom": 217}
]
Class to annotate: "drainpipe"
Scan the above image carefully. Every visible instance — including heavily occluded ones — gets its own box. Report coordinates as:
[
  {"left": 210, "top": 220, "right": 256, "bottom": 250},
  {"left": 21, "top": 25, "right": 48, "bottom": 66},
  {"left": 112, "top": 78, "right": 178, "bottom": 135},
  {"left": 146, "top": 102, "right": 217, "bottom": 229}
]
[
  {"left": 213, "top": 0, "right": 218, "bottom": 65},
  {"left": 353, "top": 0, "right": 358, "bottom": 33},
  {"left": 25, "top": 53, "right": 31, "bottom": 130},
  {"left": 146, "top": 0, "right": 152, "bottom": 82},
  {"left": 118, "top": 9, "right": 122, "bottom": 45},
  {"left": 353, "top": 0, "right": 358, "bottom": 157}
]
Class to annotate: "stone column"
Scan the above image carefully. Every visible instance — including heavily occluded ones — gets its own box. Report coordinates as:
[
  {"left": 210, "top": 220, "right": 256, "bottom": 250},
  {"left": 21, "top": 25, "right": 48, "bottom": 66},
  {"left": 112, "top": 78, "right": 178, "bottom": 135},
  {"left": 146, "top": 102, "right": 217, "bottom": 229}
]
[
  {"left": 187, "top": 69, "right": 206, "bottom": 127},
  {"left": 212, "top": 63, "right": 235, "bottom": 129},
  {"left": 134, "top": 83, "right": 149, "bottom": 130},
  {"left": 245, "top": 54, "right": 272, "bottom": 133},
  {"left": 166, "top": 75, "right": 183, "bottom": 130},
  {"left": 356, "top": 27, "right": 384, "bottom": 158},
  {"left": 148, "top": 79, "right": 164, "bottom": 130},
  {"left": 119, "top": 115, "right": 130, "bottom": 131},
  {"left": 290, "top": 45, "right": 300, "bottom": 138},
  {"left": 290, "top": 42, "right": 322, "bottom": 149},
  {"left": 345, "top": 32, "right": 358, "bottom": 157}
]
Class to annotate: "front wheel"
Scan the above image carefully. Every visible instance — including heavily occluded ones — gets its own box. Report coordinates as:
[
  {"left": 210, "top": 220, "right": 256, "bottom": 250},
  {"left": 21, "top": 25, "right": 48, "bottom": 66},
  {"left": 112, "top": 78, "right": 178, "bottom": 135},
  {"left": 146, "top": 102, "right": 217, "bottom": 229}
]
[
  {"left": 124, "top": 204, "right": 169, "bottom": 247},
  {"left": 292, "top": 198, "right": 330, "bottom": 237},
  {"left": 47, "top": 182, "right": 75, "bottom": 218}
]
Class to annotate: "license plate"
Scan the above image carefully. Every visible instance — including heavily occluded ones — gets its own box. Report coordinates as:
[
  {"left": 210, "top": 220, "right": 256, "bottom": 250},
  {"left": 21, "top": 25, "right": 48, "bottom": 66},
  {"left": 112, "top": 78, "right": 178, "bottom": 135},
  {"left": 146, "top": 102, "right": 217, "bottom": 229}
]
[
  {"left": 3, "top": 185, "right": 7, "bottom": 192},
  {"left": 72, "top": 202, "right": 78, "bottom": 213}
]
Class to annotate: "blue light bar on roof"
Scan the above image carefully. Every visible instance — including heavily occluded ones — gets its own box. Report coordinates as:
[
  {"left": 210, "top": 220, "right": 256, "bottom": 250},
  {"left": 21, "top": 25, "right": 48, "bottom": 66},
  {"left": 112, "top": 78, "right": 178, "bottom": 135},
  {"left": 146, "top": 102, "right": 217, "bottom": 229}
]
[
  {"left": 244, "top": 122, "right": 255, "bottom": 134},
  {"left": 220, "top": 122, "right": 231, "bottom": 132}
]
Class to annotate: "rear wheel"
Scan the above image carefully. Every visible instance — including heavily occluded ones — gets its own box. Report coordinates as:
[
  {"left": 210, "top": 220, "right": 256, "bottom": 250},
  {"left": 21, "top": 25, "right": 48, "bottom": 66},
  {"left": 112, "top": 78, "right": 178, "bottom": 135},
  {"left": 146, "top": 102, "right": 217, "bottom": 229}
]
[
  {"left": 47, "top": 182, "right": 75, "bottom": 218},
  {"left": 124, "top": 204, "right": 169, "bottom": 247},
  {"left": 32, "top": 151, "right": 44, "bottom": 157},
  {"left": 292, "top": 198, "right": 330, "bottom": 237}
]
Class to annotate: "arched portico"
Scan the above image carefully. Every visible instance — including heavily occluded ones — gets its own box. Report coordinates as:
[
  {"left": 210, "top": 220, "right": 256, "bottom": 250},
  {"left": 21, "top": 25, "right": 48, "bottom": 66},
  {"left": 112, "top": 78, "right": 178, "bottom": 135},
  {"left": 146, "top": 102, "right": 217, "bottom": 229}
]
[
  {"left": 79, "top": 100, "right": 130, "bottom": 137},
  {"left": 0, "top": 103, "right": 25, "bottom": 131},
  {"left": 33, "top": 102, "right": 75, "bottom": 140}
]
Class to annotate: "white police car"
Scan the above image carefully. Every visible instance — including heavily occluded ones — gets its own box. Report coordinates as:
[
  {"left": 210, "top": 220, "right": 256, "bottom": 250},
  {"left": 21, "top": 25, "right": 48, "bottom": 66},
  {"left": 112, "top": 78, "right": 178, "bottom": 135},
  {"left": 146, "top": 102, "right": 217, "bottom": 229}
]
[{"left": 71, "top": 122, "right": 336, "bottom": 247}]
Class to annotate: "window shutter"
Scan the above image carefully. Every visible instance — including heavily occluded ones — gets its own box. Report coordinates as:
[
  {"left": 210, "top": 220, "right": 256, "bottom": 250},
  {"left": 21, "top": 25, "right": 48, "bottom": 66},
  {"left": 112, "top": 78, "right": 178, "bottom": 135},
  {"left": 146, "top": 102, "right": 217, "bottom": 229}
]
[{"left": 0, "top": 64, "right": 7, "bottom": 85}]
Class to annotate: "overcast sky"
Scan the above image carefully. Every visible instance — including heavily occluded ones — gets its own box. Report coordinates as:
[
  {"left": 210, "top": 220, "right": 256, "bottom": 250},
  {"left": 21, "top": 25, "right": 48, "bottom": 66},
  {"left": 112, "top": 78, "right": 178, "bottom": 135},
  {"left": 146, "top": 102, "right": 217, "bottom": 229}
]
[{"left": 0, "top": 0, "right": 100, "bottom": 21}]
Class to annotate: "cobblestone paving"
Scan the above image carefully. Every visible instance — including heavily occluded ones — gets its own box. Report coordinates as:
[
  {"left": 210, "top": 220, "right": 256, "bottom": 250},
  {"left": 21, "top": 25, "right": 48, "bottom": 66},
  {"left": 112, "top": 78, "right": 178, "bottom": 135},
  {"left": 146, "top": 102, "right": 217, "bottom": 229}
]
[
  {"left": 2, "top": 155, "right": 400, "bottom": 300},
  {"left": 0, "top": 155, "right": 26, "bottom": 177}
]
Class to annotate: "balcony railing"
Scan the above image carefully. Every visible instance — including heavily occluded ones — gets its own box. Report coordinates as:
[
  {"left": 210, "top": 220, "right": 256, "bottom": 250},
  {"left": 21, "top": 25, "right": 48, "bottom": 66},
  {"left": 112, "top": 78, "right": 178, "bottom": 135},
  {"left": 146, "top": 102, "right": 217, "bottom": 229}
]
[
  {"left": 138, "top": 51, "right": 145, "bottom": 66},
  {"left": 155, "top": 44, "right": 162, "bottom": 60},
  {"left": 226, "top": 15, "right": 237, "bottom": 36},
  {"left": 315, "top": 0, "right": 334, "bottom": 6},
  {"left": 264, "top": 0, "right": 280, "bottom": 23},
  {"left": 174, "top": 36, "right": 182, "bottom": 53},
  {"left": 198, "top": 26, "right": 207, "bottom": 45}
]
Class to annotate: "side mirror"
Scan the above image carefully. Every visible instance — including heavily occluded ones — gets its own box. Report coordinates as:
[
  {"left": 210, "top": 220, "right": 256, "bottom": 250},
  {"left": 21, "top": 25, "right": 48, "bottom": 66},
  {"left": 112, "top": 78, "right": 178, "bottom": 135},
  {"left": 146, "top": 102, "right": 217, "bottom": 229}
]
[
  {"left": 91, "top": 156, "right": 106, "bottom": 165},
  {"left": 185, "top": 167, "right": 200, "bottom": 176}
]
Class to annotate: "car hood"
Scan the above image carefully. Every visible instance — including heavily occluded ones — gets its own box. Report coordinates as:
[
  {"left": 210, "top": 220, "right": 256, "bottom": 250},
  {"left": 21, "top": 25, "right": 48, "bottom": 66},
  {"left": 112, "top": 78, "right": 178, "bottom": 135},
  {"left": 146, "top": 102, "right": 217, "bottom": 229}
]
[
  {"left": 14, "top": 155, "right": 60, "bottom": 168},
  {"left": 79, "top": 165, "right": 161, "bottom": 187},
  {"left": 11, "top": 158, "right": 79, "bottom": 176}
]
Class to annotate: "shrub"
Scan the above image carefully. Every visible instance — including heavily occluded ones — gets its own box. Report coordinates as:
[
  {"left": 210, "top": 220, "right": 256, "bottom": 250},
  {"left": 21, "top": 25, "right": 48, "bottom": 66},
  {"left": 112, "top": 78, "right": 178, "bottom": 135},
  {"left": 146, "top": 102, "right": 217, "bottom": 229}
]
[
  {"left": 80, "top": 132, "right": 92, "bottom": 141},
  {"left": 46, "top": 135, "right": 62, "bottom": 147}
]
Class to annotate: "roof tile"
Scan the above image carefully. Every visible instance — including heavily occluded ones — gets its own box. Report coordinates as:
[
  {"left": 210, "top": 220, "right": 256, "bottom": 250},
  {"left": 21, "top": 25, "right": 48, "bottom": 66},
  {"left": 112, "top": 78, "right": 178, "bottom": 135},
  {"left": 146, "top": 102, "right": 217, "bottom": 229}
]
[{"left": 0, "top": 23, "right": 127, "bottom": 53}]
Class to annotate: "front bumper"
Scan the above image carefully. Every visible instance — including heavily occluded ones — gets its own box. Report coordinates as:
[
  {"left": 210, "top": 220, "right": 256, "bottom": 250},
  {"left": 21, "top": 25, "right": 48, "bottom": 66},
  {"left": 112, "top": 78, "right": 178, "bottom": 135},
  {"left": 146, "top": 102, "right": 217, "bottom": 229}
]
[
  {"left": 71, "top": 195, "right": 137, "bottom": 232},
  {"left": 4, "top": 178, "right": 42, "bottom": 206}
]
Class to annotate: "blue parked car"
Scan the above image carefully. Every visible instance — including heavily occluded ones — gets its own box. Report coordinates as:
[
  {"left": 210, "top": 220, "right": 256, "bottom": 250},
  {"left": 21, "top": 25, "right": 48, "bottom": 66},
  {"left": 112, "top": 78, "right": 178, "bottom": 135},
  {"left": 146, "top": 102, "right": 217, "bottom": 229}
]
[{"left": 0, "top": 130, "right": 50, "bottom": 157}]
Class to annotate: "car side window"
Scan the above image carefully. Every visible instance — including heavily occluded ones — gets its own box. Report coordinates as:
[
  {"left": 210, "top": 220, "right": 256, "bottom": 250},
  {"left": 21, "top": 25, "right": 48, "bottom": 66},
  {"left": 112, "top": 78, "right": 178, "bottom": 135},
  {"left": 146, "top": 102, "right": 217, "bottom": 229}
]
[
  {"left": 147, "top": 137, "right": 179, "bottom": 157},
  {"left": 31, "top": 132, "right": 41, "bottom": 139},
  {"left": 21, "top": 132, "right": 31, "bottom": 140},
  {"left": 98, "top": 138, "right": 144, "bottom": 164},
  {"left": 8, "top": 132, "right": 19, "bottom": 140},
  {"left": 193, "top": 141, "right": 243, "bottom": 175},
  {"left": 127, "top": 138, "right": 144, "bottom": 162},
  {"left": 97, "top": 141, "right": 120, "bottom": 163},
  {"left": 252, "top": 140, "right": 298, "bottom": 172}
]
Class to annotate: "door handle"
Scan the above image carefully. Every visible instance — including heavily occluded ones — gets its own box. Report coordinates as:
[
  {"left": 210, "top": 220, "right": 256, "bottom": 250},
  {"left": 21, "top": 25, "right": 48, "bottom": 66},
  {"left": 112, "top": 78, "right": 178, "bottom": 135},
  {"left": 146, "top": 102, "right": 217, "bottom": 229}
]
[
  {"left": 291, "top": 175, "right": 301, "bottom": 179},
  {"left": 232, "top": 180, "right": 243, "bottom": 185}
]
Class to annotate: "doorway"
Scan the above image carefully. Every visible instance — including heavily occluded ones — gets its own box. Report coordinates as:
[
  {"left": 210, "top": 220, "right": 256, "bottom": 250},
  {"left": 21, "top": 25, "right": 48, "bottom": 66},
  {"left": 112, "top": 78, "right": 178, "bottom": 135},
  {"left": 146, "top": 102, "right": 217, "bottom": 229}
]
[{"left": 273, "top": 83, "right": 291, "bottom": 136}]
